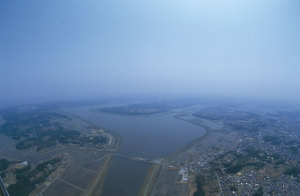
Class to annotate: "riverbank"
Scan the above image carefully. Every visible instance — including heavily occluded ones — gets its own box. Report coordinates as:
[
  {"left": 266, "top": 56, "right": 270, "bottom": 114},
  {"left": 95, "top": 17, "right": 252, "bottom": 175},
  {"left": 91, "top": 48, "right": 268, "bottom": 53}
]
[
  {"left": 84, "top": 134, "right": 121, "bottom": 196},
  {"left": 65, "top": 106, "right": 205, "bottom": 196},
  {"left": 139, "top": 116, "right": 211, "bottom": 196},
  {"left": 61, "top": 108, "right": 122, "bottom": 196},
  {"left": 138, "top": 164, "right": 161, "bottom": 196},
  {"left": 84, "top": 154, "right": 112, "bottom": 196},
  {"left": 164, "top": 116, "right": 212, "bottom": 162}
]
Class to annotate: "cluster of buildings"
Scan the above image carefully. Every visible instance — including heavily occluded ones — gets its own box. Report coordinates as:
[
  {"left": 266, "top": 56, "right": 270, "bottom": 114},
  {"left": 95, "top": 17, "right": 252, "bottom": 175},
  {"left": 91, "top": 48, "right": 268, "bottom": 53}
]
[{"left": 180, "top": 117, "right": 300, "bottom": 195}]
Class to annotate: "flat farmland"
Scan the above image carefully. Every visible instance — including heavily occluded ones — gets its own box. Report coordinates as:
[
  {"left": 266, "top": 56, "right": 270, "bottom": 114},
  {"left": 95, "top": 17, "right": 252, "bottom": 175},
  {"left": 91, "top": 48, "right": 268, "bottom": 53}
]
[
  {"left": 39, "top": 148, "right": 108, "bottom": 196},
  {"left": 60, "top": 165, "right": 96, "bottom": 189},
  {"left": 43, "top": 179, "right": 83, "bottom": 196}
]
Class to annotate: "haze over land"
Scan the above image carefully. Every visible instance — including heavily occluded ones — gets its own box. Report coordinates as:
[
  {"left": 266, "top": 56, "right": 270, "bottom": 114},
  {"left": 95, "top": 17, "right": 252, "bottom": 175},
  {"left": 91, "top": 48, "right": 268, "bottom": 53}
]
[
  {"left": 1, "top": 0, "right": 300, "bottom": 106},
  {"left": 1, "top": 2, "right": 300, "bottom": 195}
]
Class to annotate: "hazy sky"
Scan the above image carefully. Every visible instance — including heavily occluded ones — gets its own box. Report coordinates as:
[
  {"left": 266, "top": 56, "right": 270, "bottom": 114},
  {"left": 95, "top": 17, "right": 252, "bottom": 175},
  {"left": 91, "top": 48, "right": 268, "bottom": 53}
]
[{"left": 1, "top": 0, "right": 300, "bottom": 105}]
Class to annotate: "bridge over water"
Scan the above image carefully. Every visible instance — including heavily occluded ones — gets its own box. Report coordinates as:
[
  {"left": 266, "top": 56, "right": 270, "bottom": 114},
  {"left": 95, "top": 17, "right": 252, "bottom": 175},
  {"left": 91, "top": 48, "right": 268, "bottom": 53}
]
[{"left": 110, "top": 153, "right": 163, "bottom": 164}]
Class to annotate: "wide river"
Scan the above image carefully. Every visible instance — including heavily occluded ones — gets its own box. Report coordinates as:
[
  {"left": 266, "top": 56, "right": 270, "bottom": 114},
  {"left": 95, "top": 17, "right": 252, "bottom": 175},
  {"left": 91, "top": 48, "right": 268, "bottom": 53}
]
[{"left": 67, "top": 106, "right": 205, "bottom": 196}]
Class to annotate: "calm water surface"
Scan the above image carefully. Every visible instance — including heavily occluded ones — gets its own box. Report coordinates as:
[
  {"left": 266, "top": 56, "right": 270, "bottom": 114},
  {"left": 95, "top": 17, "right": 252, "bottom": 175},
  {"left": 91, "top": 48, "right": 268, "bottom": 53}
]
[{"left": 67, "top": 106, "right": 205, "bottom": 196}]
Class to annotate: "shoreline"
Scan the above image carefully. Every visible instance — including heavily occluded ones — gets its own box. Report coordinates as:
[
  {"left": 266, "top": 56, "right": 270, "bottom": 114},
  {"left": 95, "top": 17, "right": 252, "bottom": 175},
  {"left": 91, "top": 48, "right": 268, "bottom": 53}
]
[
  {"left": 64, "top": 106, "right": 206, "bottom": 196},
  {"left": 59, "top": 107, "right": 122, "bottom": 196},
  {"left": 83, "top": 154, "right": 112, "bottom": 196},
  {"left": 90, "top": 108, "right": 170, "bottom": 118},
  {"left": 84, "top": 134, "right": 121, "bottom": 196},
  {"left": 138, "top": 115, "right": 212, "bottom": 196},
  {"left": 164, "top": 116, "right": 213, "bottom": 162},
  {"left": 138, "top": 164, "right": 162, "bottom": 196}
]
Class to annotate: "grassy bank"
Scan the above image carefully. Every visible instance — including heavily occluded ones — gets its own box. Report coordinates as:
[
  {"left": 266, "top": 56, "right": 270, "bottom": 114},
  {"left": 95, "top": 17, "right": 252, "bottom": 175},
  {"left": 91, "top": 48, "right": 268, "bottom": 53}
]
[
  {"left": 81, "top": 118, "right": 121, "bottom": 196},
  {"left": 84, "top": 154, "right": 113, "bottom": 196},
  {"left": 85, "top": 133, "right": 121, "bottom": 196},
  {"left": 138, "top": 164, "right": 161, "bottom": 196}
]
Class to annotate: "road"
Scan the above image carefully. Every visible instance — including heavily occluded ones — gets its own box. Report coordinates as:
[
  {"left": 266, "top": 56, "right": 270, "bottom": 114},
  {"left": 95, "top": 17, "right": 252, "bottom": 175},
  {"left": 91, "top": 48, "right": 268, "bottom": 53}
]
[
  {"left": 0, "top": 177, "right": 9, "bottom": 196},
  {"left": 110, "top": 153, "right": 162, "bottom": 164}
]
